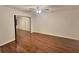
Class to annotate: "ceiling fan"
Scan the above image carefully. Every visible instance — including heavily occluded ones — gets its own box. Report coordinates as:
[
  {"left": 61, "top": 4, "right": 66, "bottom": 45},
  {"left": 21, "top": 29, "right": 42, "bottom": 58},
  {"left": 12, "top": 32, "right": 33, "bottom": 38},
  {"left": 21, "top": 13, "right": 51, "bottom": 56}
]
[
  {"left": 27, "top": 5, "right": 50, "bottom": 14},
  {"left": 29, "top": 5, "right": 60, "bottom": 14}
]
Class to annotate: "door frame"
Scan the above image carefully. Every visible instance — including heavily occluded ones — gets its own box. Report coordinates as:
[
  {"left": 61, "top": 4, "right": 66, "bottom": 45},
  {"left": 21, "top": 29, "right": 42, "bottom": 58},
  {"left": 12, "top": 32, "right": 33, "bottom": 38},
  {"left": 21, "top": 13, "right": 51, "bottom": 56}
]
[{"left": 14, "top": 15, "right": 31, "bottom": 43}]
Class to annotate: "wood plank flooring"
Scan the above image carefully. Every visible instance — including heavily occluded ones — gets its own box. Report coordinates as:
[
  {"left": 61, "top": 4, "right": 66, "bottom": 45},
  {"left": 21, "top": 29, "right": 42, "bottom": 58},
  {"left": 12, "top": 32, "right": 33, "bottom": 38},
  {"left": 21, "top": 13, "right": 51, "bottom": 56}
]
[{"left": 0, "top": 29, "right": 79, "bottom": 53}]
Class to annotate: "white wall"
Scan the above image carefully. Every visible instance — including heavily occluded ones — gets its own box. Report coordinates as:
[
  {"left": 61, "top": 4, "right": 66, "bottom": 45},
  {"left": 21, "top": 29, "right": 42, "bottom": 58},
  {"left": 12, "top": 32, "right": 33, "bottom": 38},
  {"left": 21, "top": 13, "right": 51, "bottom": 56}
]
[
  {"left": 32, "top": 8, "right": 79, "bottom": 40},
  {"left": 0, "top": 6, "right": 31, "bottom": 46},
  {"left": 76, "top": 10, "right": 79, "bottom": 39},
  {"left": 31, "top": 13, "right": 37, "bottom": 32}
]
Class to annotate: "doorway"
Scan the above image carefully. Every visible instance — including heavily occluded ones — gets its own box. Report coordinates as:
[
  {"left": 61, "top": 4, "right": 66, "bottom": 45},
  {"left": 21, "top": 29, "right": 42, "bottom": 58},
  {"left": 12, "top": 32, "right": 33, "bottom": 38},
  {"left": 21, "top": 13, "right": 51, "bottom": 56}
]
[{"left": 14, "top": 15, "right": 31, "bottom": 52}]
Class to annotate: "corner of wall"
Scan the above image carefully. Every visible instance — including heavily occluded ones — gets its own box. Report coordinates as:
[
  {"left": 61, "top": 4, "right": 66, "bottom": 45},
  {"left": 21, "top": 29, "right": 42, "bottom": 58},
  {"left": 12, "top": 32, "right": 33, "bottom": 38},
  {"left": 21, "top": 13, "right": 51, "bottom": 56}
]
[{"left": 0, "top": 38, "right": 15, "bottom": 46}]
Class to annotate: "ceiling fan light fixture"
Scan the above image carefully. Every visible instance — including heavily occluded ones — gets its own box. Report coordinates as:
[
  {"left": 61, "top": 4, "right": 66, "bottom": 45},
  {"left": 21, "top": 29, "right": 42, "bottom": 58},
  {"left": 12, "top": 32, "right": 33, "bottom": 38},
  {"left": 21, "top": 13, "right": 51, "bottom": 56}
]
[{"left": 36, "top": 9, "right": 42, "bottom": 14}]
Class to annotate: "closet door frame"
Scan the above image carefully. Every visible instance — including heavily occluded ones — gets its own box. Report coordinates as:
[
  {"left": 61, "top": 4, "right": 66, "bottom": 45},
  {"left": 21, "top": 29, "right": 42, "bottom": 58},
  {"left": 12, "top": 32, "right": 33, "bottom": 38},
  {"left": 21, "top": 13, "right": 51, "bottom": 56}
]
[{"left": 14, "top": 15, "right": 31, "bottom": 43}]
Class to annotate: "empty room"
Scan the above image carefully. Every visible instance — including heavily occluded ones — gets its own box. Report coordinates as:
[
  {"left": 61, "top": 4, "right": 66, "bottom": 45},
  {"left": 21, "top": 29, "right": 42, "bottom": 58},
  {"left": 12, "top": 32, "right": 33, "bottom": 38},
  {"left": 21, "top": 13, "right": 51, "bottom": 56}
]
[{"left": 0, "top": 5, "right": 79, "bottom": 53}]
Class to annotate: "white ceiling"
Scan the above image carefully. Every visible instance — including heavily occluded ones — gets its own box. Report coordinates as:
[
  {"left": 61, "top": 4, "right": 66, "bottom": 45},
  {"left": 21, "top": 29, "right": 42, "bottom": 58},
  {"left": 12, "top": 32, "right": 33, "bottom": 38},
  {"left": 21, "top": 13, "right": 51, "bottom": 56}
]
[
  {"left": 5, "top": 5, "right": 64, "bottom": 12},
  {"left": 5, "top": 5, "right": 79, "bottom": 12}
]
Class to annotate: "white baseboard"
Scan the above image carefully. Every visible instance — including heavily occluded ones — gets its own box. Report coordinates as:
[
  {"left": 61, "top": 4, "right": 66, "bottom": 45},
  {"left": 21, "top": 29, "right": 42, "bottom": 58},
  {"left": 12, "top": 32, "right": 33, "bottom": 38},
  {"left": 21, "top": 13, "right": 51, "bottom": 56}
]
[
  {"left": 0, "top": 38, "right": 15, "bottom": 46},
  {"left": 32, "top": 31, "right": 79, "bottom": 40}
]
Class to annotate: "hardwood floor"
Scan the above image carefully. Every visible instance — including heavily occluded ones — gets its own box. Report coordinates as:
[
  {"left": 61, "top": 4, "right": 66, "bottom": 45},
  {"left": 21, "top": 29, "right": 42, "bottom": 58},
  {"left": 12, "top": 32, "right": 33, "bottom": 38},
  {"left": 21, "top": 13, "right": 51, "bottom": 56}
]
[{"left": 0, "top": 29, "right": 79, "bottom": 53}]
